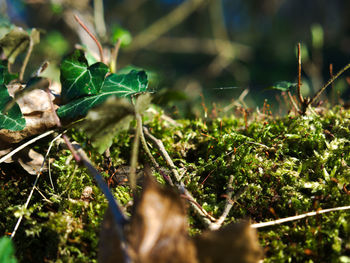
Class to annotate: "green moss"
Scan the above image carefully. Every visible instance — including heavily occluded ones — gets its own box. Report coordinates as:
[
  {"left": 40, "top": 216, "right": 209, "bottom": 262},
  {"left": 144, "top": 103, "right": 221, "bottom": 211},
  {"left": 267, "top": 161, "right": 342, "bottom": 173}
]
[{"left": 2, "top": 106, "right": 350, "bottom": 261}]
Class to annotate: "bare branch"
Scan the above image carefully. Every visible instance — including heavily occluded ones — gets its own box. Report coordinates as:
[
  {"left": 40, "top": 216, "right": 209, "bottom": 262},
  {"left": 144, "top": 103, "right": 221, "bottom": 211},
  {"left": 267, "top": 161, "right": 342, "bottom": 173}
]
[
  {"left": 252, "top": 205, "right": 350, "bottom": 229},
  {"left": 142, "top": 126, "right": 181, "bottom": 182}
]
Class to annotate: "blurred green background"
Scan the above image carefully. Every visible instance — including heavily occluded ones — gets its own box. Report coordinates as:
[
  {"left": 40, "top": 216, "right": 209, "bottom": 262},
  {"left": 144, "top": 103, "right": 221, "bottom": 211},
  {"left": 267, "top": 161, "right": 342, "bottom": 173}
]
[{"left": 2, "top": 0, "right": 350, "bottom": 114}]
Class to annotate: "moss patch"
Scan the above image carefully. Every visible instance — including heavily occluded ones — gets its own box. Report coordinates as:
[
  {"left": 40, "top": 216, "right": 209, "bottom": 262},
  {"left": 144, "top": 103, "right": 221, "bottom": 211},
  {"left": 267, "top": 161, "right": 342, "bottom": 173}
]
[{"left": 1, "top": 105, "right": 350, "bottom": 262}]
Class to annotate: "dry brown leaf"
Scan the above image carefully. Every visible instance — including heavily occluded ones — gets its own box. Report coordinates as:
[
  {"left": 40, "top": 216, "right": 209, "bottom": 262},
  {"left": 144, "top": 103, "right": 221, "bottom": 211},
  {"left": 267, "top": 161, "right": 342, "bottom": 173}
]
[
  {"left": 0, "top": 147, "right": 46, "bottom": 175},
  {"left": 193, "top": 221, "right": 263, "bottom": 263},
  {"left": 17, "top": 148, "right": 45, "bottom": 175},
  {"left": 0, "top": 84, "right": 57, "bottom": 147},
  {"left": 98, "top": 174, "right": 197, "bottom": 263},
  {"left": 127, "top": 175, "right": 197, "bottom": 263},
  {"left": 98, "top": 172, "right": 262, "bottom": 263}
]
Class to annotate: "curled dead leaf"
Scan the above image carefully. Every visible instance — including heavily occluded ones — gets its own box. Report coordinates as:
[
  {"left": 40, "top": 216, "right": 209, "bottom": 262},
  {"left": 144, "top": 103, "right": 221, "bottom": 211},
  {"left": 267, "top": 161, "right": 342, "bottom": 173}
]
[
  {"left": 194, "top": 221, "right": 262, "bottom": 263},
  {"left": 127, "top": 174, "right": 197, "bottom": 263},
  {"left": 0, "top": 84, "right": 57, "bottom": 147},
  {"left": 98, "top": 171, "right": 262, "bottom": 263}
]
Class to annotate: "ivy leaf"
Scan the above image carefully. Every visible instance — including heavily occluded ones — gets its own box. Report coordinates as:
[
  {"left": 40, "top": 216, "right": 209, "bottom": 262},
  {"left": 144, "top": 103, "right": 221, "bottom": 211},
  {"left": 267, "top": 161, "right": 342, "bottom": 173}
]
[
  {"left": 269, "top": 81, "right": 297, "bottom": 91},
  {"left": 103, "top": 70, "right": 148, "bottom": 97},
  {"left": 0, "top": 65, "right": 25, "bottom": 131},
  {"left": 79, "top": 96, "right": 134, "bottom": 154},
  {"left": 0, "top": 60, "right": 18, "bottom": 84},
  {"left": 60, "top": 49, "right": 109, "bottom": 102},
  {"left": 57, "top": 70, "right": 148, "bottom": 119},
  {"left": 0, "top": 86, "right": 26, "bottom": 131}
]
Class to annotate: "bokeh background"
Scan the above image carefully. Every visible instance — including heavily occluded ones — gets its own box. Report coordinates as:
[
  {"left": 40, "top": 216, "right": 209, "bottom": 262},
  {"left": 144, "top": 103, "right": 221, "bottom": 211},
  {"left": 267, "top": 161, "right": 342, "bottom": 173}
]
[{"left": 2, "top": 0, "right": 350, "bottom": 115}]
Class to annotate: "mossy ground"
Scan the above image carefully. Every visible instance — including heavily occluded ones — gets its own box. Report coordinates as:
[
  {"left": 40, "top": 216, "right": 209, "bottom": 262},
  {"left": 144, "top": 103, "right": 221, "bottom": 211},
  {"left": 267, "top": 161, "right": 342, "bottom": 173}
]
[{"left": 1, "top": 105, "right": 350, "bottom": 262}]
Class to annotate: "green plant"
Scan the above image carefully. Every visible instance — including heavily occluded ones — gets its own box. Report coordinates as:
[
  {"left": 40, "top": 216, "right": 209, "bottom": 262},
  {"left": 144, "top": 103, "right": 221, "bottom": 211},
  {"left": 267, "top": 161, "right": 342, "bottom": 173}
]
[{"left": 1, "top": 14, "right": 350, "bottom": 263}]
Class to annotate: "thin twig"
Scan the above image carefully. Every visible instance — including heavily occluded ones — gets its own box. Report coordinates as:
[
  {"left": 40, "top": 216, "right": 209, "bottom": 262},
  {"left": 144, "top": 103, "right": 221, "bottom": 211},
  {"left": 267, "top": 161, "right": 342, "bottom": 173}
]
[
  {"left": 0, "top": 130, "right": 54, "bottom": 164},
  {"left": 45, "top": 88, "right": 81, "bottom": 162},
  {"left": 180, "top": 185, "right": 216, "bottom": 225},
  {"left": 210, "top": 179, "right": 248, "bottom": 230},
  {"left": 19, "top": 33, "right": 35, "bottom": 81},
  {"left": 329, "top": 63, "right": 335, "bottom": 104},
  {"left": 130, "top": 113, "right": 141, "bottom": 190},
  {"left": 143, "top": 126, "right": 216, "bottom": 227},
  {"left": 251, "top": 205, "right": 350, "bottom": 229},
  {"left": 74, "top": 15, "right": 104, "bottom": 63},
  {"left": 142, "top": 126, "right": 181, "bottom": 182},
  {"left": 329, "top": 63, "right": 334, "bottom": 90},
  {"left": 207, "top": 0, "right": 235, "bottom": 75},
  {"left": 10, "top": 132, "right": 62, "bottom": 239},
  {"left": 287, "top": 90, "right": 300, "bottom": 113},
  {"left": 137, "top": 119, "right": 174, "bottom": 186},
  {"left": 308, "top": 62, "right": 350, "bottom": 107},
  {"left": 297, "top": 43, "right": 303, "bottom": 104}
]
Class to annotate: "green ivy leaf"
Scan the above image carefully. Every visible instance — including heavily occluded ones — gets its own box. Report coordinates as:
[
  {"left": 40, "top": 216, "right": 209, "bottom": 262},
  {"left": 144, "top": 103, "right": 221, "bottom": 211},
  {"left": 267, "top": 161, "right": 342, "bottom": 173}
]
[
  {"left": 60, "top": 49, "right": 109, "bottom": 102},
  {"left": 103, "top": 70, "right": 148, "bottom": 97},
  {"left": 269, "top": 81, "right": 297, "bottom": 92},
  {"left": 79, "top": 96, "right": 134, "bottom": 153},
  {"left": 57, "top": 70, "right": 148, "bottom": 119},
  {"left": 0, "top": 237, "right": 18, "bottom": 263},
  {"left": 0, "top": 86, "right": 26, "bottom": 131},
  {"left": 0, "top": 64, "right": 25, "bottom": 131},
  {"left": 0, "top": 60, "right": 18, "bottom": 84}
]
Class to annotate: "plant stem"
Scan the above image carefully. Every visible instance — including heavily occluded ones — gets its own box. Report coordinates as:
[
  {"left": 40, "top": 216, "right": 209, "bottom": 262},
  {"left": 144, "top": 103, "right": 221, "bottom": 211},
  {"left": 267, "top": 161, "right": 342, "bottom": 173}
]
[
  {"left": 10, "top": 132, "right": 62, "bottom": 239},
  {"left": 297, "top": 43, "right": 304, "bottom": 104},
  {"left": 129, "top": 113, "right": 141, "bottom": 190},
  {"left": 137, "top": 118, "right": 174, "bottom": 186},
  {"left": 142, "top": 126, "right": 181, "bottom": 182},
  {"left": 287, "top": 90, "right": 300, "bottom": 113},
  {"left": 110, "top": 39, "right": 121, "bottom": 73},
  {"left": 74, "top": 15, "right": 104, "bottom": 63},
  {"left": 19, "top": 35, "right": 34, "bottom": 82}
]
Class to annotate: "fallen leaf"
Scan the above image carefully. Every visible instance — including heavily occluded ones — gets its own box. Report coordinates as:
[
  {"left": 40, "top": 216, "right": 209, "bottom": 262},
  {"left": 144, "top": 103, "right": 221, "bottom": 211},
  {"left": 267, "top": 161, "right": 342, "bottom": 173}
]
[
  {"left": 98, "top": 172, "right": 197, "bottom": 263},
  {"left": 194, "top": 221, "right": 263, "bottom": 263},
  {"left": 0, "top": 84, "right": 57, "bottom": 146},
  {"left": 17, "top": 148, "right": 45, "bottom": 175},
  {"left": 98, "top": 171, "right": 262, "bottom": 263},
  {"left": 127, "top": 174, "right": 197, "bottom": 263}
]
